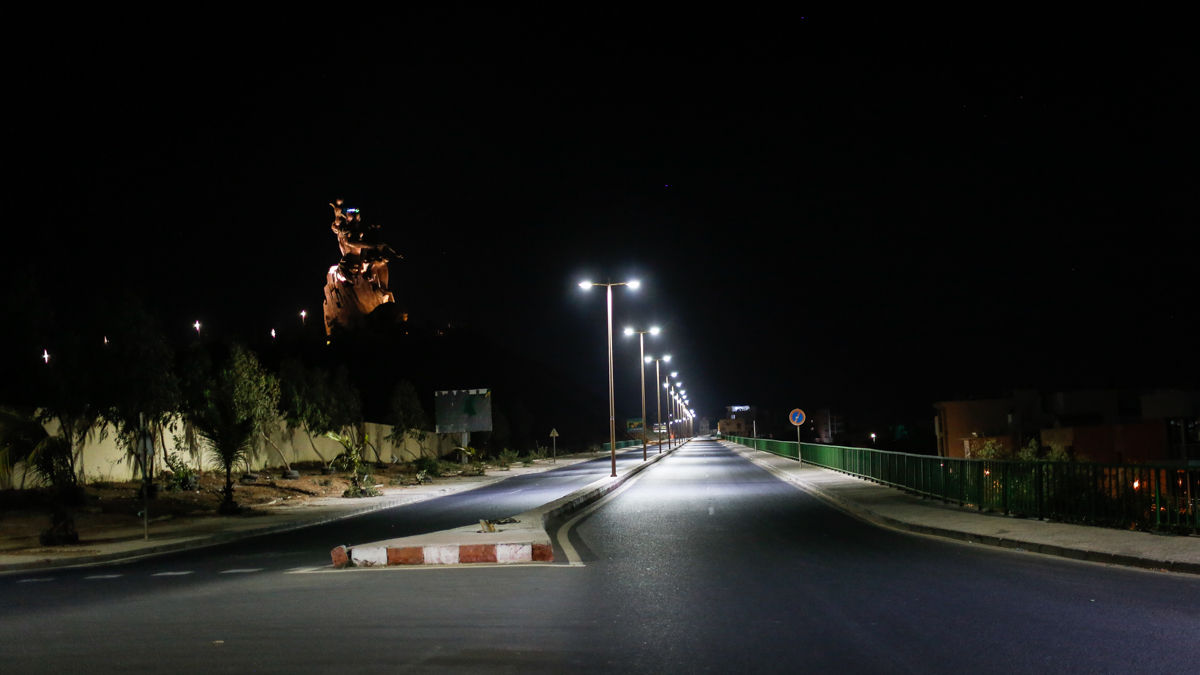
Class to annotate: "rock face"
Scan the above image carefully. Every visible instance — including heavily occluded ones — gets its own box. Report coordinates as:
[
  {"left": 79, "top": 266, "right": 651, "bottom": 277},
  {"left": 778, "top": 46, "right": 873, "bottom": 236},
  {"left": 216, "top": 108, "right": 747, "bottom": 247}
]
[{"left": 322, "top": 200, "right": 404, "bottom": 334}]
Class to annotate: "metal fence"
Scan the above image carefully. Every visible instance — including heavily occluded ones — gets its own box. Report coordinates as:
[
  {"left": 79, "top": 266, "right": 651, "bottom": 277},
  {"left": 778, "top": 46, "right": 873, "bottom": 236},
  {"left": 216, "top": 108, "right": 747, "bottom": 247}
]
[{"left": 722, "top": 435, "right": 1200, "bottom": 534}]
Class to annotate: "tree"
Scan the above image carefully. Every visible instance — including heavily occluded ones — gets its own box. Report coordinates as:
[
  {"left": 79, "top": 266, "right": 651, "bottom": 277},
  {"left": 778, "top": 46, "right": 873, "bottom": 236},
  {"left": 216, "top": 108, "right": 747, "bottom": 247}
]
[
  {"left": 279, "top": 360, "right": 339, "bottom": 468},
  {"left": 0, "top": 406, "right": 84, "bottom": 544},
  {"left": 188, "top": 345, "right": 273, "bottom": 514},
  {"left": 96, "top": 297, "right": 180, "bottom": 483},
  {"left": 385, "top": 381, "right": 431, "bottom": 459}
]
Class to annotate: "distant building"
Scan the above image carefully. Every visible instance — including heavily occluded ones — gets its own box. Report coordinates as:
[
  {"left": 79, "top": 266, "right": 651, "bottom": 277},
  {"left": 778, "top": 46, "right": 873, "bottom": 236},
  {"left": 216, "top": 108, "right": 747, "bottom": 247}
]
[
  {"left": 718, "top": 418, "right": 748, "bottom": 436},
  {"left": 934, "top": 389, "right": 1199, "bottom": 463},
  {"left": 812, "top": 408, "right": 845, "bottom": 444}
]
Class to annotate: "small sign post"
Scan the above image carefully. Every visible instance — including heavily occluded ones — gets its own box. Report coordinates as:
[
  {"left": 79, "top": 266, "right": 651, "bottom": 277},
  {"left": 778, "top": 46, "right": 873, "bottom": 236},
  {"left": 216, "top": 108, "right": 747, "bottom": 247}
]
[
  {"left": 549, "top": 428, "right": 559, "bottom": 463},
  {"left": 789, "top": 409, "right": 806, "bottom": 465}
]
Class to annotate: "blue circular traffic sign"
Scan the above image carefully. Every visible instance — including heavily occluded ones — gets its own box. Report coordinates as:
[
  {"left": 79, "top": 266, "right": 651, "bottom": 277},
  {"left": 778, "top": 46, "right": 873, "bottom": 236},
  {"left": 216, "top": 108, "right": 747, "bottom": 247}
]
[{"left": 789, "top": 409, "right": 806, "bottom": 426}]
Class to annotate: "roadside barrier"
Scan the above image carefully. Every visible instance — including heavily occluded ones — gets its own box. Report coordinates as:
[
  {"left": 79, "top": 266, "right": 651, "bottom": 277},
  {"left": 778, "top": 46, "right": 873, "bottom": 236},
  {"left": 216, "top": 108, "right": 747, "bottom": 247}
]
[
  {"left": 601, "top": 439, "right": 644, "bottom": 452},
  {"left": 721, "top": 435, "right": 1200, "bottom": 534}
]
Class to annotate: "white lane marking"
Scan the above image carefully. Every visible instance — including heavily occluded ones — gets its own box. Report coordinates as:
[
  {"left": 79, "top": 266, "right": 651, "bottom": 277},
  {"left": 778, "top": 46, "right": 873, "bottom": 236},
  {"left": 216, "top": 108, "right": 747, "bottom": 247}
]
[
  {"left": 555, "top": 457, "right": 663, "bottom": 566},
  {"left": 219, "top": 568, "right": 263, "bottom": 574},
  {"left": 85, "top": 574, "right": 123, "bottom": 579},
  {"left": 152, "top": 571, "right": 194, "bottom": 576},
  {"left": 17, "top": 578, "right": 54, "bottom": 583},
  {"left": 709, "top": 506, "right": 714, "bottom": 515}
]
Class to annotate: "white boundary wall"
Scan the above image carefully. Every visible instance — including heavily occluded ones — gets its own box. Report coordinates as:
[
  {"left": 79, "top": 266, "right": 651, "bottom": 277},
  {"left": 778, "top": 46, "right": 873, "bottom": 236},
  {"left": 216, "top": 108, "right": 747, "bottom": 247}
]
[{"left": 11, "top": 419, "right": 461, "bottom": 485}]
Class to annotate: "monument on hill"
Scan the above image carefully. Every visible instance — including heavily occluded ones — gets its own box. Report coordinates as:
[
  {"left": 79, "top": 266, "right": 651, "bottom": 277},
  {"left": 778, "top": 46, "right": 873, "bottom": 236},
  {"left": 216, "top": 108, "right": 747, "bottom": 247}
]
[{"left": 322, "top": 200, "right": 405, "bottom": 334}]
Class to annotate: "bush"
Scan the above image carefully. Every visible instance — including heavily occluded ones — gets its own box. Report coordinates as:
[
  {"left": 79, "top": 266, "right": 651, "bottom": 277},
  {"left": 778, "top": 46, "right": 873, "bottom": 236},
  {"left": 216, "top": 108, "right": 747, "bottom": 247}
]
[
  {"left": 498, "top": 449, "right": 519, "bottom": 470},
  {"left": 411, "top": 456, "right": 440, "bottom": 477},
  {"left": 343, "top": 484, "right": 381, "bottom": 498}
]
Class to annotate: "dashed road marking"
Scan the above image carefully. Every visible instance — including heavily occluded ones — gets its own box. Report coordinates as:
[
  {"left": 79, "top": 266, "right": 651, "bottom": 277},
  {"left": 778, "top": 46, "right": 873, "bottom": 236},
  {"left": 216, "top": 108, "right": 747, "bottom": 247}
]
[
  {"left": 219, "top": 568, "right": 263, "bottom": 574},
  {"left": 85, "top": 574, "right": 123, "bottom": 579},
  {"left": 152, "top": 571, "right": 194, "bottom": 576},
  {"left": 16, "top": 578, "right": 54, "bottom": 583}
]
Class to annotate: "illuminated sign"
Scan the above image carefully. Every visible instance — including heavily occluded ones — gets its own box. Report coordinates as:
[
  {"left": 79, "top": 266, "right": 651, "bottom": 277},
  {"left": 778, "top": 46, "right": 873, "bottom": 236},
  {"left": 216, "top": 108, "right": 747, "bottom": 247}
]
[{"left": 730, "top": 406, "right": 750, "bottom": 412}]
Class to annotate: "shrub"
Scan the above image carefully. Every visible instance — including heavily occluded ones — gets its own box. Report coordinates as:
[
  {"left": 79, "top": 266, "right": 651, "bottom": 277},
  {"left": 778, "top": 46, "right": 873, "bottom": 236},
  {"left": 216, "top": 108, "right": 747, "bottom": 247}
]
[
  {"left": 498, "top": 448, "right": 519, "bottom": 470},
  {"left": 411, "top": 456, "right": 440, "bottom": 477}
]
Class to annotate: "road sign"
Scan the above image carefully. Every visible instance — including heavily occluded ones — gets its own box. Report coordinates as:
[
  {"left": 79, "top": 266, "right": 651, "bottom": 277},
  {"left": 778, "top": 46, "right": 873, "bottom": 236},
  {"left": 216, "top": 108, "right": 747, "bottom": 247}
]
[
  {"left": 789, "top": 409, "right": 806, "bottom": 426},
  {"left": 549, "top": 429, "right": 559, "bottom": 437}
]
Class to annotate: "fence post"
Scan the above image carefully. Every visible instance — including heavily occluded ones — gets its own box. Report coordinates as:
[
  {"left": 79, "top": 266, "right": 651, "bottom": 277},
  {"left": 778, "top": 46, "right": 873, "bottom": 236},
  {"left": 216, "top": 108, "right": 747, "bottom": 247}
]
[
  {"left": 1036, "top": 462, "right": 1044, "bottom": 521},
  {"left": 1154, "top": 469, "right": 1161, "bottom": 530},
  {"left": 1002, "top": 462, "right": 1010, "bottom": 516}
]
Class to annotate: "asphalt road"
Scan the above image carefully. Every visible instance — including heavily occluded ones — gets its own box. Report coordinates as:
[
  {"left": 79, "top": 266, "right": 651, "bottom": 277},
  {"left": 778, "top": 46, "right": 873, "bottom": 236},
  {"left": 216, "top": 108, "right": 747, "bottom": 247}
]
[{"left": 4, "top": 438, "right": 1200, "bottom": 674}]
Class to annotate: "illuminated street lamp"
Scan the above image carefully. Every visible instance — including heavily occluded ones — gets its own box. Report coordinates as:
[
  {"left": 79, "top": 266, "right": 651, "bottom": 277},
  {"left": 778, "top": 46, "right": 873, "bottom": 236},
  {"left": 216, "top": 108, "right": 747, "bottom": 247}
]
[
  {"left": 271, "top": 329, "right": 276, "bottom": 339},
  {"left": 580, "top": 279, "right": 640, "bottom": 477},
  {"left": 624, "top": 326, "right": 660, "bottom": 461},
  {"left": 42, "top": 350, "right": 49, "bottom": 364},
  {"left": 193, "top": 321, "right": 201, "bottom": 335},
  {"left": 300, "top": 310, "right": 307, "bottom": 325}
]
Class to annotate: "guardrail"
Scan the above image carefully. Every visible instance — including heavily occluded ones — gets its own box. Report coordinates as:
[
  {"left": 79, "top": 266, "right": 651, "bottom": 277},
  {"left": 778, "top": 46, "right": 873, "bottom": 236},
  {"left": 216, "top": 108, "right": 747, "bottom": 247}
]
[
  {"left": 721, "top": 435, "right": 1200, "bottom": 534},
  {"left": 601, "top": 439, "right": 643, "bottom": 452}
]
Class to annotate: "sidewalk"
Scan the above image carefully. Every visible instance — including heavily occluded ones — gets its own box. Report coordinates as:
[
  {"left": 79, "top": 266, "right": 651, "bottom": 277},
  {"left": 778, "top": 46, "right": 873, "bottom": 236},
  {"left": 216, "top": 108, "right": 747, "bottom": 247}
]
[
  {"left": 0, "top": 455, "right": 601, "bottom": 574},
  {"left": 723, "top": 441, "right": 1200, "bottom": 575}
]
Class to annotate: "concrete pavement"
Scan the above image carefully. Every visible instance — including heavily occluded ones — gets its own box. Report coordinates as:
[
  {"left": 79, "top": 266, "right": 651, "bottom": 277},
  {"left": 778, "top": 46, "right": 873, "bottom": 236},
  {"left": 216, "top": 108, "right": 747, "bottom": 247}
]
[{"left": 722, "top": 439, "right": 1200, "bottom": 575}]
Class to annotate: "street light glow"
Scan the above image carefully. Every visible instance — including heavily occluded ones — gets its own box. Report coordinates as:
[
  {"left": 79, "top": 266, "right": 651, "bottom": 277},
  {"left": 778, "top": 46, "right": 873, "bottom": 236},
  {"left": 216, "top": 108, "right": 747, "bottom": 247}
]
[
  {"left": 649, "top": 326, "right": 660, "bottom": 335},
  {"left": 664, "top": 355, "right": 671, "bottom": 362},
  {"left": 627, "top": 280, "right": 640, "bottom": 289},
  {"left": 624, "top": 327, "right": 634, "bottom": 336},
  {"left": 579, "top": 281, "right": 593, "bottom": 289},
  {"left": 644, "top": 356, "right": 652, "bottom": 363},
  {"left": 194, "top": 321, "right": 201, "bottom": 333}
]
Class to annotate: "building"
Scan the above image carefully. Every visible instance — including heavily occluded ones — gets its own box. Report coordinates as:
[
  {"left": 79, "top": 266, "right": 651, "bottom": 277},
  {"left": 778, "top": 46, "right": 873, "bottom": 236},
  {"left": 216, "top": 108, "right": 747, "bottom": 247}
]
[
  {"left": 934, "top": 389, "right": 1199, "bottom": 463},
  {"left": 811, "top": 408, "right": 845, "bottom": 444}
]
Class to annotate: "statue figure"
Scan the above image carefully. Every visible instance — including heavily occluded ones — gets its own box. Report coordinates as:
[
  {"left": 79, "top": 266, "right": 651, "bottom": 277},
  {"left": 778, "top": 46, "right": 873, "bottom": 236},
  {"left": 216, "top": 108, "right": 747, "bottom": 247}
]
[{"left": 322, "top": 200, "right": 404, "bottom": 334}]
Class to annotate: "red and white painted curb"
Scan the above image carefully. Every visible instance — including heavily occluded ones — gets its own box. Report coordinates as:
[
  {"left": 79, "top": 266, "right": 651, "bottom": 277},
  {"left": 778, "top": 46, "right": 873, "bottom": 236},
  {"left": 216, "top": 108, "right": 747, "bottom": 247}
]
[{"left": 332, "top": 541, "right": 554, "bottom": 567}]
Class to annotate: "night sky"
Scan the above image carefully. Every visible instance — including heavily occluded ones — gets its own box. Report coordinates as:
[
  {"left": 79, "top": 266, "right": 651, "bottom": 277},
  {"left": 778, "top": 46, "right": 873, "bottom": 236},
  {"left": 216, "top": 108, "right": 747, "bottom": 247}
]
[{"left": 9, "top": 10, "right": 1197, "bottom": 436}]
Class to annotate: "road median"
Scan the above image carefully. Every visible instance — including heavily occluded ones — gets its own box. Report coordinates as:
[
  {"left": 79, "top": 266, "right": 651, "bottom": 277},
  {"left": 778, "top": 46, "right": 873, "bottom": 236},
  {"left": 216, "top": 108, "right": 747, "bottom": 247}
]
[{"left": 333, "top": 440, "right": 687, "bottom": 568}]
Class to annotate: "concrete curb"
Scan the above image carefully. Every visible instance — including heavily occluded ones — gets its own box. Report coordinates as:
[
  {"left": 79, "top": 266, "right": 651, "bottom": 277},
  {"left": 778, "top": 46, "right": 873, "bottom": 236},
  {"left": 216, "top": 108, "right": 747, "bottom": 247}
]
[
  {"left": 722, "top": 441, "right": 1200, "bottom": 577},
  {"left": 335, "top": 440, "right": 689, "bottom": 568},
  {"left": 0, "top": 473, "right": 516, "bottom": 574}
]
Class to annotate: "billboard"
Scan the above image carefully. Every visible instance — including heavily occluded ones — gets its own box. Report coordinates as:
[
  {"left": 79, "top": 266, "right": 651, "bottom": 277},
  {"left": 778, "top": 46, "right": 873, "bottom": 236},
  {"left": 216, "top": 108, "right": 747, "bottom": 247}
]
[
  {"left": 626, "top": 418, "right": 644, "bottom": 431},
  {"left": 434, "top": 389, "right": 493, "bottom": 433}
]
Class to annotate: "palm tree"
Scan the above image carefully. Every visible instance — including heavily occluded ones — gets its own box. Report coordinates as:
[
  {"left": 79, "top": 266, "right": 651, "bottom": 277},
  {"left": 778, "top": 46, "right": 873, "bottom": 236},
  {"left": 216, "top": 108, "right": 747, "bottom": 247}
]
[
  {"left": 187, "top": 345, "right": 270, "bottom": 515},
  {"left": 192, "top": 400, "right": 255, "bottom": 515}
]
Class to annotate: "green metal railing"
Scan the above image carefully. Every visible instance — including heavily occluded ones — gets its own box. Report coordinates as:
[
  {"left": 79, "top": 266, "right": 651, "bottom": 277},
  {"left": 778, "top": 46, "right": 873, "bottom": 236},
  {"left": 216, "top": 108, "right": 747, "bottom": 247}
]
[{"left": 721, "top": 435, "right": 1200, "bottom": 534}]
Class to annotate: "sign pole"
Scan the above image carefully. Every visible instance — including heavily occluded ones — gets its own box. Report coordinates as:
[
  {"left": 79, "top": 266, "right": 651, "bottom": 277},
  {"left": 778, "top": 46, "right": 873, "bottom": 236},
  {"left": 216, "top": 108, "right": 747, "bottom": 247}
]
[
  {"left": 549, "top": 429, "right": 559, "bottom": 463},
  {"left": 789, "top": 409, "right": 806, "bottom": 466}
]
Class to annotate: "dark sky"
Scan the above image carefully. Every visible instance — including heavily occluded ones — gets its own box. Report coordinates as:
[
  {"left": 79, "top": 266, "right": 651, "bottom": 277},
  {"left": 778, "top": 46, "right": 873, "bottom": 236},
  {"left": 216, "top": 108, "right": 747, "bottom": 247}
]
[{"left": 9, "top": 9, "right": 1198, "bottom": 430}]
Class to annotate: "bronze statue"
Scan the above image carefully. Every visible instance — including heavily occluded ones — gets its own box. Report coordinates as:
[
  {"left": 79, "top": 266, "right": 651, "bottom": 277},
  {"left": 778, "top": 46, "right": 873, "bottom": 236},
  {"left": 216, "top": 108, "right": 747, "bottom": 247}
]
[{"left": 322, "top": 200, "right": 404, "bottom": 334}]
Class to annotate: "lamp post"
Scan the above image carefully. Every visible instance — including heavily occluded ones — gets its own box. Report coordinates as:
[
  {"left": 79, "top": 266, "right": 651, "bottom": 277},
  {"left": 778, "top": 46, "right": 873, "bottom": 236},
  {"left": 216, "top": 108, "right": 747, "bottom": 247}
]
[
  {"left": 649, "top": 355, "right": 670, "bottom": 454},
  {"left": 624, "top": 326, "right": 660, "bottom": 461},
  {"left": 580, "top": 279, "right": 640, "bottom": 477}
]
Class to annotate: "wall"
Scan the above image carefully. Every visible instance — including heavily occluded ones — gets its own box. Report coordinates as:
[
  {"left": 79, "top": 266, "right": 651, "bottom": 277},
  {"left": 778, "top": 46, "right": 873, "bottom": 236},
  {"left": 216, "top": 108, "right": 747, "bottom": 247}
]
[
  {"left": 13, "top": 418, "right": 462, "bottom": 485},
  {"left": 934, "top": 399, "right": 1011, "bottom": 459}
]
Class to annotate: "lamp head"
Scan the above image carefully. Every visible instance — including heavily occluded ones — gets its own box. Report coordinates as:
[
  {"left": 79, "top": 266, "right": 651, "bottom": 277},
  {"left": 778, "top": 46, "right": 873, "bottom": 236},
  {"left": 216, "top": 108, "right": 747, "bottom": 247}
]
[
  {"left": 579, "top": 281, "right": 593, "bottom": 289},
  {"left": 663, "top": 355, "right": 671, "bottom": 362},
  {"left": 644, "top": 356, "right": 652, "bottom": 363},
  {"left": 649, "top": 326, "right": 660, "bottom": 335},
  {"left": 627, "top": 280, "right": 641, "bottom": 290},
  {"left": 623, "top": 327, "right": 634, "bottom": 336}
]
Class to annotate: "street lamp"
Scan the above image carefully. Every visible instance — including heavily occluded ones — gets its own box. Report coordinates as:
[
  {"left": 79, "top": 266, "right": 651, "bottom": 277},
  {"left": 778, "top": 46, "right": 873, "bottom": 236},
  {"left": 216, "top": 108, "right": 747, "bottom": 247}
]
[
  {"left": 624, "top": 326, "right": 660, "bottom": 461},
  {"left": 647, "top": 355, "right": 670, "bottom": 454},
  {"left": 580, "top": 279, "right": 640, "bottom": 477},
  {"left": 193, "top": 321, "right": 201, "bottom": 335},
  {"left": 300, "top": 310, "right": 307, "bottom": 326}
]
